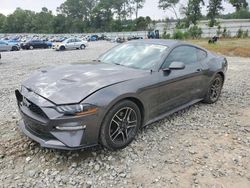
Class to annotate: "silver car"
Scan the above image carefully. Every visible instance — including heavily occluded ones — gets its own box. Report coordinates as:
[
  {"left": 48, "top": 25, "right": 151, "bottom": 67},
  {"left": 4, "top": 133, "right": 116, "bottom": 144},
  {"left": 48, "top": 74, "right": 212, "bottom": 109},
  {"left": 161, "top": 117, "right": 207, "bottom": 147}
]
[
  {"left": 53, "top": 38, "right": 88, "bottom": 51},
  {"left": 0, "top": 40, "right": 20, "bottom": 51}
]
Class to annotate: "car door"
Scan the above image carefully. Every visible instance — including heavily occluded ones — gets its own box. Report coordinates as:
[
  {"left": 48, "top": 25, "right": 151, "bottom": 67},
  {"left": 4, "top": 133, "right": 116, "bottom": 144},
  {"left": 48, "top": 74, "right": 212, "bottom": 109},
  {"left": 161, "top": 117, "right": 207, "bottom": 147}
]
[
  {"left": 72, "top": 39, "right": 78, "bottom": 48},
  {"left": 37, "top": 41, "right": 43, "bottom": 48},
  {"left": 0, "top": 41, "right": 10, "bottom": 51},
  {"left": 0, "top": 41, "right": 5, "bottom": 51},
  {"left": 157, "top": 45, "right": 204, "bottom": 115},
  {"left": 32, "top": 41, "right": 38, "bottom": 48},
  {"left": 65, "top": 39, "right": 74, "bottom": 49},
  {"left": 75, "top": 39, "right": 81, "bottom": 48}
]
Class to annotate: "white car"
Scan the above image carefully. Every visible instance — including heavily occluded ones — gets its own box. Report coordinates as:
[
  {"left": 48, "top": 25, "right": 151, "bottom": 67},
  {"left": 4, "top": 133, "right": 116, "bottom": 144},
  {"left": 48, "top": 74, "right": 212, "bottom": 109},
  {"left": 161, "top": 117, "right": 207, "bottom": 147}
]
[{"left": 53, "top": 38, "right": 88, "bottom": 51}]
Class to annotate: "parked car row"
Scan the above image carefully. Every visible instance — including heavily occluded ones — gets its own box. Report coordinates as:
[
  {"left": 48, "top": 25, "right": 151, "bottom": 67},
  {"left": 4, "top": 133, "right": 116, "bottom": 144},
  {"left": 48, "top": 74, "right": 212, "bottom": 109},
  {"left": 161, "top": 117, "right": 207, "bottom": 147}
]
[
  {"left": 0, "top": 37, "right": 88, "bottom": 52},
  {"left": 0, "top": 33, "right": 145, "bottom": 53}
]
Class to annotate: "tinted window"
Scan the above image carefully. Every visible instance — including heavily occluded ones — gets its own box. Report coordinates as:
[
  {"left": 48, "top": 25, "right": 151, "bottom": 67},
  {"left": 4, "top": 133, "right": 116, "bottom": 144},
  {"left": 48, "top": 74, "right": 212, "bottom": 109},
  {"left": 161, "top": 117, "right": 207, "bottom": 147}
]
[
  {"left": 162, "top": 46, "right": 197, "bottom": 68},
  {"left": 197, "top": 49, "right": 207, "bottom": 61}
]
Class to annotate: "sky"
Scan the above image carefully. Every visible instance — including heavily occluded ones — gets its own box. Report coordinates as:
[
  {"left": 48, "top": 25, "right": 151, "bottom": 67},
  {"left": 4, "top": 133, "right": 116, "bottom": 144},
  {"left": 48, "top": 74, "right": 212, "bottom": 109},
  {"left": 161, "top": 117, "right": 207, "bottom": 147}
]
[{"left": 0, "top": 0, "right": 249, "bottom": 20}]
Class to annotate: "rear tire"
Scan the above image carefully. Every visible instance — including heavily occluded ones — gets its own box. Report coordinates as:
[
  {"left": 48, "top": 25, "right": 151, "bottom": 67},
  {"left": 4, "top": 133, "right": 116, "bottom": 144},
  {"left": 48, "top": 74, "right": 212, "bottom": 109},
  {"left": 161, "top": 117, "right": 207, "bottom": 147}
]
[
  {"left": 80, "top": 44, "right": 85, "bottom": 50},
  {"left": 11, "top": 46, "right": 18, "bottom": 51},
  {"left": 203, "top": 74, "right": 223, "bottom": 104},
  {"left": 100, "top": 100, "right": 141, "bottom": 150}
]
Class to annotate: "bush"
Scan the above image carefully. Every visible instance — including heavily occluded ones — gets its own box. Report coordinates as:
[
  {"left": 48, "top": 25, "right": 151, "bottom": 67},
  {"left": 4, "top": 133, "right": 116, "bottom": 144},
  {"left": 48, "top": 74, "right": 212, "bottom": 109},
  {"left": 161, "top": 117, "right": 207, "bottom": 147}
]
[
  {"left": 222, "top": 27, "right": 231, "bottom": 38},
  {"left": 162, "top": 32, "right": 171, "bottom": 39},
  {"left": 216, "top": 25, "right": 222, "bottom": 37},
  {"left": 172, "top": 30, "right": 186, "bottom": 40},
  {"left": 243, "top": 30, "right": 249, "bottom": 38},
  {"left": 237, "top": 28, "right": 244, "bottom": 38},
  {"left": 188, "top": 26, "right": 202, "bottom": 39}
]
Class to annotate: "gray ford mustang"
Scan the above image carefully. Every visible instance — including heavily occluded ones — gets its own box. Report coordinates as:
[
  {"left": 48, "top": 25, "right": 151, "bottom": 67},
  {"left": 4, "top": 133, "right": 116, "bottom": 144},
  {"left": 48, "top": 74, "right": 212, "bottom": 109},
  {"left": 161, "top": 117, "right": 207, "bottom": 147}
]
[{"left": 15, "top": 39, "right": 228, "bottom": 150}]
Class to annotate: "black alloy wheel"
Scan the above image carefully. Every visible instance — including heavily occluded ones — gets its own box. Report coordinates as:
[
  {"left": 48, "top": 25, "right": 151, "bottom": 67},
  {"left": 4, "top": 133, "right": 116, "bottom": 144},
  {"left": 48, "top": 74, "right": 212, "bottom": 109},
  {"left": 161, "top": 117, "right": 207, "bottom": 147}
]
[
  {"left": 100, "top": 100, "right": 141, "bottom": 150},
  {"left": 203, "top": 74, "right": 223, "bottom": 104}
]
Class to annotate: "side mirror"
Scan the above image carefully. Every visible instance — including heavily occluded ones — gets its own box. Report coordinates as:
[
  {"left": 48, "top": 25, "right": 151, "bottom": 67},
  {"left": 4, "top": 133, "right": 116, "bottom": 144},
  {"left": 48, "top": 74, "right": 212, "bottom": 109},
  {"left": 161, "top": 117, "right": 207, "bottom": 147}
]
[{"left": 168, "top": 61, "right": 185, "bottom": 70}]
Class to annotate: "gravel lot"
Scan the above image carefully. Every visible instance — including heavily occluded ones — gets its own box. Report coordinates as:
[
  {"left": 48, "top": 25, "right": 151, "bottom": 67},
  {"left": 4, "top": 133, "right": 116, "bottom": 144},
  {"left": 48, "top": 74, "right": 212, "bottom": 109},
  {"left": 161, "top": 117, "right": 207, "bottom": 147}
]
[{"left": 0, "top": 41, "right": 249, "bottom": 188}]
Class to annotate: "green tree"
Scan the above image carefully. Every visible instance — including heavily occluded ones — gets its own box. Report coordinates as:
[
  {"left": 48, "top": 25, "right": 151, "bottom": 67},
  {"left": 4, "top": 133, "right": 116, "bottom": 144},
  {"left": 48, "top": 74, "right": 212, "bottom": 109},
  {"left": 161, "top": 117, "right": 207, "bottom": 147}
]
[
  {"left": 227, "top": 0, "right": 248, "bottom": 12},
  {"left": 0, "top": 14, "right": 6, "bottom": 32},
  {"left": 4, "top": 8, "right": 35, "bottom": 33},
  {"left": 184, "top": 0, "right": 204, "bottom": 26},
  {"left": 32, "top": 7, "right": 54, "bottom": 33},
  {"left": 51, "top": 14, "right": 68, "bottom": 33},
  {"left": 134, "top": 0, "right": 145, "bottom": 19},
  {"left": 207, "top": 0, "right": 224, "bottom": 27},
  {"left": 136, "top": 17, "right": 148, "bottom": 30},
  {"left": 158, "top": 0, "right": 179, "bottom": 19},
  {"left": 58, "top": 0, "right": 97, "bottom": 21},
  {"left": 91, "top": 0, "right": 114, "bottom": 31}
]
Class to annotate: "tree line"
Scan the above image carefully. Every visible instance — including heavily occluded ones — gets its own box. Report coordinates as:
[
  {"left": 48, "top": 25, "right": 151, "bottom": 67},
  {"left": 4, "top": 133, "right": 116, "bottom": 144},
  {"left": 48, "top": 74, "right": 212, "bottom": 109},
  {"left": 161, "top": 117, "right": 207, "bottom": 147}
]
[{"left": 0, "top": 0, "right": 249, "bottom": 34}]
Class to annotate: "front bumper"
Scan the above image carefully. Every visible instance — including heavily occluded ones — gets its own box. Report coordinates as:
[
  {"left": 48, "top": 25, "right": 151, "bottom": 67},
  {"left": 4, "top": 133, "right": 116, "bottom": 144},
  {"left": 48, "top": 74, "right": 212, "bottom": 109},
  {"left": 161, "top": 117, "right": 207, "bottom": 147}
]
[{"left": 15, "top": 90, "right": 100, "bottom": 150}]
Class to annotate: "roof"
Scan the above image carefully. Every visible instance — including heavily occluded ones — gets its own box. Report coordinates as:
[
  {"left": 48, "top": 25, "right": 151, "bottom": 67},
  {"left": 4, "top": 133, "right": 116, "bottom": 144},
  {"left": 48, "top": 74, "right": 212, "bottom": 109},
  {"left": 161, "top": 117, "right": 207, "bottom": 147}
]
[{"left": 128, "top": 39, "right": 182, "bottom": 47}]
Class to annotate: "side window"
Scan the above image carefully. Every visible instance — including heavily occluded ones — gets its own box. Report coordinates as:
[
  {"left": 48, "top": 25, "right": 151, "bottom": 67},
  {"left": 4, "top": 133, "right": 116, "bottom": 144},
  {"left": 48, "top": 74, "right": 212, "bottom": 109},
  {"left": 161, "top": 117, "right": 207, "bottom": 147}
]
[
  {"left": 197, "top": 48, "right": 207, "bottom": 61},
  {"left": 162, "top": 46, "right": 197, "bottom": 69}
]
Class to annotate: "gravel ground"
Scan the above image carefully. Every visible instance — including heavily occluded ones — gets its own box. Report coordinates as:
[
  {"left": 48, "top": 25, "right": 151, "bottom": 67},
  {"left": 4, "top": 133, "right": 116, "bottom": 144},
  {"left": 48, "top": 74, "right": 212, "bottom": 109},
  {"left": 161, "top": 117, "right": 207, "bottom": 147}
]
[{"left": 0, "top": 41, "right": 249, "bottom": 188}]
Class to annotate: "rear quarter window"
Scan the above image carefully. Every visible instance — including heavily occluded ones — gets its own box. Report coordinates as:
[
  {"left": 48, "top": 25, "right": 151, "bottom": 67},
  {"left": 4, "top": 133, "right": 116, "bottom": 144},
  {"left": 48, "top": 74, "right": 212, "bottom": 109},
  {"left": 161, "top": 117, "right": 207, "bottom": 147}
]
[{"left": 197, "top": 49, "right": 207, "bottom": 61}]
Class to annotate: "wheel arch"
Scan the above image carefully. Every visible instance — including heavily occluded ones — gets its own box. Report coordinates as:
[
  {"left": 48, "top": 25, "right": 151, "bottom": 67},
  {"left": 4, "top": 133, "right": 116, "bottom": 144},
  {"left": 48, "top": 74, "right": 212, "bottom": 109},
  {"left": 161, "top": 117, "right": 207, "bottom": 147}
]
[
  {"left": 122, "top": 97, "right": 145, "bottom": 126},
  {"left": 99, "top": 95, "right": 146, "bottom": 136},
  {"left": 217, "top": 71, "right": 225, "bottom": 83}
]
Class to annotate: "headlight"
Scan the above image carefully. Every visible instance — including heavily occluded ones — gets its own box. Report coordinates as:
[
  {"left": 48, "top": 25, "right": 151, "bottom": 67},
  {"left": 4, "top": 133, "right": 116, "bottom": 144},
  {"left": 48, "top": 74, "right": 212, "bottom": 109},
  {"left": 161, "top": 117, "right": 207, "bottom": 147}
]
[{"left": 56, "top": 104, "right": 98, "bottom": 116}]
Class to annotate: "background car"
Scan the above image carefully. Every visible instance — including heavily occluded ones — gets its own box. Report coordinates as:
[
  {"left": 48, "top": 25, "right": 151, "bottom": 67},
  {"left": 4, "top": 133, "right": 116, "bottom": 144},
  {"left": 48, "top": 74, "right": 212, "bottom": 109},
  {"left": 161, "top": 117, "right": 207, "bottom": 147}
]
[
  {"left": 0, "top": 40, "right": 20, "bottom": 51},
  {"left": 87, "top": 35, "right": 99, "bottom": 41},
  {"left": 127, "top": 36, "right": 143, "bottom": 41},
  {"left": 21, "top": 40, "right": 50, "bottom": 50},
  {"left": 16, "top": 40, "right": 227, "bottom": 151},
  {"left": 45, "top": 41, "right": 53, "bottom": 48},
  {"left": 53, "top": 38, "right": 88, "bottom": 51}
]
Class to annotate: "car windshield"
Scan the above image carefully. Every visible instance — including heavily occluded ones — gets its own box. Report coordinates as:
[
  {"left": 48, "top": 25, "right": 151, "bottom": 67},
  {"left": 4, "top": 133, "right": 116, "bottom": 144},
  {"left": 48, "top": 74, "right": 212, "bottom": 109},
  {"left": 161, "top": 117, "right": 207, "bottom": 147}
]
[{"left": 99, "top": 43, "right": 168, "bottom": 70}]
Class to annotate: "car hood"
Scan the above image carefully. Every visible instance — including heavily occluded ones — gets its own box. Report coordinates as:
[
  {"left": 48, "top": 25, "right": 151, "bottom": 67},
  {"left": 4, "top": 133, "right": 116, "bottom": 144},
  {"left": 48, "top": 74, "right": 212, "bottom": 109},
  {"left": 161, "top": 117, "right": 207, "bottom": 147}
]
[{"left": 22, "top": 63, "right": 147, "bottom": 105}]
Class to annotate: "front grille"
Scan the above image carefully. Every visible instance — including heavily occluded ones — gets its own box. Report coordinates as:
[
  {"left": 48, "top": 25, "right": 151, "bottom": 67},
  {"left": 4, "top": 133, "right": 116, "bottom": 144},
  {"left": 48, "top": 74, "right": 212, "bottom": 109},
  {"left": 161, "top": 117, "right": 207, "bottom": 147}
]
[{"left": 26, "top": 99, "right": 48, "bottom": 119}]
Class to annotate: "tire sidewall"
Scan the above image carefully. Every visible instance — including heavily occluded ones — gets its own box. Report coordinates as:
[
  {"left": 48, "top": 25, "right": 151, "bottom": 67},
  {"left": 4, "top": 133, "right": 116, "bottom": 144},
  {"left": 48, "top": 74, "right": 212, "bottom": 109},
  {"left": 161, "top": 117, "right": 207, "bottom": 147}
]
[
  {"left": 100, "top": 100, "right": 141, "bottom": 150},
  {"left": 80, "top": 44, "right": 85, "bottom": 49},
  {"left": 60, "top": 46, "right": 65, "bottom": 51},
  {"left": 204, "top": 74, "right": 223, "bottom": 103}
]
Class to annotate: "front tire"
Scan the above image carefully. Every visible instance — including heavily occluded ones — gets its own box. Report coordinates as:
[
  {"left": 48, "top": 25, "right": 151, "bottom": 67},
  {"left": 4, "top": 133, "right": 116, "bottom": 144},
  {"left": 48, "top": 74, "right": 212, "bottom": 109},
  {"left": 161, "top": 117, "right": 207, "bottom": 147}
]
[
  {"left": 203, "top": 74, "right": 223, "bottom": 104},
  {"left": 59, "top": 46, "right": 65, "bottom": 51},
  {"left": 100, "top": 100, "right": 141, "bottom": 150}
]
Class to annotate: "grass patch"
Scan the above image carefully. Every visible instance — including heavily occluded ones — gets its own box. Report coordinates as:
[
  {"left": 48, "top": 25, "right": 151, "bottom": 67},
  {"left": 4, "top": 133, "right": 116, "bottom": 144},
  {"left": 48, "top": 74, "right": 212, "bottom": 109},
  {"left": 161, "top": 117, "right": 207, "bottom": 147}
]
[{"left": 187, "top": 38, "right": 250, "bottom": 58}]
